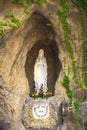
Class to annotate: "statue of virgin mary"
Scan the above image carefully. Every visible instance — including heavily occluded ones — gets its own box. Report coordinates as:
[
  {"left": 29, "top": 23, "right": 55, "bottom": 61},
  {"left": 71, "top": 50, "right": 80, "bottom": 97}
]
[{"left": 34, "top": 49, "right": 47, "bottom": 93}]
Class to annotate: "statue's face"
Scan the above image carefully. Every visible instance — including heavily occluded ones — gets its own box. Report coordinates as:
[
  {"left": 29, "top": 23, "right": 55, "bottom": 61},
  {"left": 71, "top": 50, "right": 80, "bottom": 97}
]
[{"left": 38, "top": 49, "right": 44, "bottom": 57}]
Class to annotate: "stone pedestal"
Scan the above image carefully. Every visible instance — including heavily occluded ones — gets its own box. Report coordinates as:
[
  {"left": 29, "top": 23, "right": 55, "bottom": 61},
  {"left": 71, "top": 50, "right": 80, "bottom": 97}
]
[{"left": 22, "top": 97, "right": 60, "bottom": 130}]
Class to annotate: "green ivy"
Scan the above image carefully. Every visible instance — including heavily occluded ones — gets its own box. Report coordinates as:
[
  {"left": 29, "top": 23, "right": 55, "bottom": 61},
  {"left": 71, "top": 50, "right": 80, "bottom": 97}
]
[
  {"left": 58, "top": 0, "right": 73, "bottom": 56},
  {"left": 13, "top": 0, "right": 25, "bottom": 4},
  {"left": 84, "top": 122, "right": 87, "bottom": 130},
  {"left": 74, "top": 101, "right": 81, "bottom": 118},
  {"left": 80, "top": 17, "right": 87, "bottom": 87},
  {"left": 58, "top": 1, "right": 83, "bottom": 128},
  {"left": 62, "top": 74, "right": 73, "bottom": 100},
  {"left": 5, "top": 13, "right": 19, "bottom": 23},
  {"left": 0, "top": 26, "right": 5, "bottom": 40},
  {"left": 71, "top": 0, "right": 87, "bottom": 88},
  {"left": 58, "top": 0, "right": 84, "bottom": 89},
  {"left": 58, "top": 0, "right": 78, "bottom": 80},
  {"left": 13, "top": 0, "right": 45, "bottom": 12},
  {"left": 0, "top": 21, "right": 17, "bottom": 40},
  {"left": 33, "top": 0, "right": 45, "bottom": 7},
  {"left": 75, "top": 0, "right": 87, "bottom": 11},
  {"left": 62, "top": 74, "right": 73, "bottom": 112},
  {"left": 0, "top": 21, "right": 18, "bottom": 27},
  {"left": 47, "top": 23, "right": 52, "bottom": 27},
  {"left": 13, "top": 0, "right": 30, "bottom": 14}
]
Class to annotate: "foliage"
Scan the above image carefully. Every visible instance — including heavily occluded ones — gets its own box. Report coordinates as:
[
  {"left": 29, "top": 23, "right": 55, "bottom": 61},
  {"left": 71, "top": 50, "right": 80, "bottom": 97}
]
[
  {"left": 62, "top": 74, "right": 73, "bottom": 100},
  {"left": 30, "top": 92, "right": 52, "bottom": 99},
  {"left": 13, "top": 0, "right": 25, "bottom": 5},
  {"left": 62, "top": 74, "right": 74, "bottom": 113},
  {"left": 71, "top": 0, "right": 87, "bottom": 87},
  {"left": 0, "top": 21, "right": 17, "bottom": 40},
  {"left": 13, "top": 0, "right": 30, "bottom": 14},
  {"left": 75, "top": 0, "right": 87, "bottom": 11},
  {"left": 30, "top": 86, "right": 52, "bottom": 99},
  {"left": 58, "top": 0, "right": 85, "bottom": 89},
  {"left": 58, "top": 0, "right": 77, "bottom": 80},
  {"left": 33, "top": 0, "right": 45, "bottom": 7},
  {"left": 74, "top": 101, "right": 81, "bottom": 118},
  {"left": 58, "top": 0, "right": 73, "bottom": 56},
  {"left": 5, "top": 13, "right": 19, "bottom": 23},
  {"left": 13, "top": 0, "right": 45, "bottom": 13},
  {"left": 0, "top": 21, "right": 17, "bottom": 27},
  {"left": 0, "top": 27, "right": 4, "bottom": 40},
  {"left": 58, "top": 7, "right": 85, "bottom": 130},
  {"left": 80, "top": 17, "right": 87, "bottom": 87},
  {"left": 47, "top": 23, "right": 52, "bottom": 27},
  {"left": 84, "top": 122, "right": 87, "bottom": 130},
  {"left": 73, "top": 101, "right": 81, "bottom": 130},
  {"left": 0, "top": 13, "right": 20, "bottom": 40}
]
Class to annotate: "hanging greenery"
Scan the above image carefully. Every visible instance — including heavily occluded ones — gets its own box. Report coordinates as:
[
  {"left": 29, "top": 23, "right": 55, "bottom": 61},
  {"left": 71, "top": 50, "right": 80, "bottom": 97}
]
[
  {"left": 80, "top": 12, "right": 87, "bottom": 87},
  {"left": 58, "top": 0, "right": 77, "bottom": 81},
  {"left": 13, "top": 0, "right": 45, "bottom": 10},
  {"left": 62, "top": 74, "right": 73, "bottom": 100},
  {"left": 71, "top": 0, "right": 87, "bottom": 87},
  {"left": 33, "top": 0, "right": 45, "bottom": 7},
  {"left": 13, "top": 0, "right": 30, "bottom": 14},
  {"left": 74, "top": 0, "right": 87, "bottom": 11},
  {"left": 5, "top": 13, "right": 19, "bottom": 23},
  {"left": 58, "top": 0, "right": 86, "bottom": 90},
  {"left": 0, "top": 21, "right": 18, "bottom": 40}
]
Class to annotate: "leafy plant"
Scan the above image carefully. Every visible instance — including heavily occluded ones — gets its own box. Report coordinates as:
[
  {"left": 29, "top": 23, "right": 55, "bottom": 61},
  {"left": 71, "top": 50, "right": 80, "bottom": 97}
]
[
  {"left": 57, "top": 0, "right": 74, "bottom": 64},
  {"left": 84, "top": 122, "right": 87, "bottom": 130},
  {"left": 33, "top": 0, "right": 45, "bottom": 7},
  {"left": 0, "top": 21, "right": 17, "bottom": 40},
  {"left": 74, "top": 102, "right": 81, "bottom": 117},
  {"left": 0, "top": 21, "right": 17, "bottom": 27},
  {"left": 47, "top": 23, "right": 52, "bottom": 27},
  {"left": 80, "top": 17, "right": 87, "bottom": 87},
  {"left": 13, "top": 0, "right": 25, "bottom": 5},
  {"left": 13, "top": 0, "right": 30, "bottom": 14},
  {"left": 5, "top": 13, "right": 19, "bottom": 23},
  {"left": 58, "top": 0, "right": 84, "bottom": 89},
  {"left": 75, "top": 0, "right": 87, "bottom": 11},
  {"left": 30, "top": 85, "right": 52, "bottom": 99},
  {"left": 62, "top": 74, "right": 73, "bottom": 100}
]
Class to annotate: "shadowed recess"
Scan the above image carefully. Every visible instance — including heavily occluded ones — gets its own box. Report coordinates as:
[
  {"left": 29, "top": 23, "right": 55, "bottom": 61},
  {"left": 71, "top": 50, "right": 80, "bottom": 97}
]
[
  {"left": 25, "top": 11, "right": 62, "bottom": 95},
  {"left": 25, "top": 40, "right": 62, "bottom": 95}
]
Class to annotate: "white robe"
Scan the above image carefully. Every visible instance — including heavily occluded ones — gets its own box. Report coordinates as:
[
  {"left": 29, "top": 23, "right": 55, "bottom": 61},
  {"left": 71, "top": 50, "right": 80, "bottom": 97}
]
[{"left": 34, "top": 57, "right": 47, "bottom": 93}]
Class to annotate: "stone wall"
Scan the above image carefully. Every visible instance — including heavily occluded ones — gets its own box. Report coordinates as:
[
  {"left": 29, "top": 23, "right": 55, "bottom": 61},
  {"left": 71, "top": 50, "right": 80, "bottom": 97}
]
[{"left": 0, "top": 0, "right": 87, "bottom": 130}]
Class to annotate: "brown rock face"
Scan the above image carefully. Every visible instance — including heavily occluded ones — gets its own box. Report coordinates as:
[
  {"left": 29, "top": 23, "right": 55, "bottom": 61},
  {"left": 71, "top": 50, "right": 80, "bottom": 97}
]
[{"left": 0, "top": 0, "right": 87, "bottom": 130}]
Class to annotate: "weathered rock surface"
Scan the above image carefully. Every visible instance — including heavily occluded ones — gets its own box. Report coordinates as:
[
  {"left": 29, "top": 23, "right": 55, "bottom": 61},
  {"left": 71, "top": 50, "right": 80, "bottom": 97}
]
[{"left": 0, "top": 0, "right": 87, "bottom": 130}]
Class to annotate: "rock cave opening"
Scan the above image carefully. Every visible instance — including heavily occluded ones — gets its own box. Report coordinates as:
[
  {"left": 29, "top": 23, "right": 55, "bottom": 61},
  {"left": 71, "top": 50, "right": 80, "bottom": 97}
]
[
  {"left": 25, "top": 40, "right": 62, "bottom": 95},
  {"left": 24, "top": 11, "right": 62, "bottom": 95},
  {"left": 0, "top": 123, "right": 10, "bottom": 130}
]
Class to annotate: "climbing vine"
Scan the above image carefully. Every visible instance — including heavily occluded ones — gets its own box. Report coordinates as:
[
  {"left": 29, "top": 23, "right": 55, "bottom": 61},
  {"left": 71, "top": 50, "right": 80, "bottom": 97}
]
[
  {"left": 13, "top": 0, "right": 30, "bottom": 14},
  {"left": 71, "top": 0, "right": 87, "bottom": 87},
  {"left": 80, "top": 14, "right": 87, "bottom": 87},
  {"left": 74, "top": 101, "right": 81, "bottom": 130},
  {"left": 75, "top": 0, "right": 87, "bottom": 12},
  {"left": 62, "top": 73, "right": 81, "bottom": 129},
  {"left": 0, "top": 13, "right": 20, "bottom": 40},
  {"left": 33, "top": 0, "right": 45, "bottom": 7},
  {"left": 62, "top": 74, "right": 73, "bottom": 108},
  {"left": 58, "top": 0, "right": 79, "bottom": 83},
  {"left": 0, "top": 21, "right": 17, "bottom": 40},
  {"left": 5, "top": 13, "right": 19, "bottom": 24},
  {"left": 58, "top": 1, "right": 84, "bottom": 128},
  {"left": 13, "top": 0, "right": 45, "bottom": 10},
  {"left": 58, "top": 0, "right": 87, "bottom": 91},
  {"left": 69, "top": 0, "right": 87, "bottom": 90},
  {"left": 84, "top": 122, "right": 87, "bottom": 130}
]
